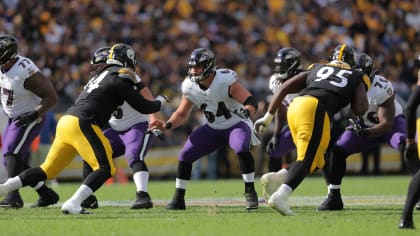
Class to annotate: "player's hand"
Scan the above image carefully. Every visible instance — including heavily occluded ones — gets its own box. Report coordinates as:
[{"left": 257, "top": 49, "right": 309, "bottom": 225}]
[
  {"left": 149, "top": 119, "right": 165, "bottom": 130},
  {"left": 254, "top": 113, "right": 274, "bottom": 133},
  {"left": 232, "top": 108, "right": 250, "bottom": 119},
  {"left": 266, "top": 135, "right": 278, "bottom": 154},
  {"left": 14, "top": 111, "right": 40, "bottom": 127},
  {"left": 155, "top": 95, "right": 170, "bottom": 104},
  {"left": 146, "top": 128, "right": 165, "bottom": 140},
  {"left": 404, "top": 142, "right": 420, "bottom": 174},
  {"left": 345, "top": 117, "right": 369, "bottom": 136}
]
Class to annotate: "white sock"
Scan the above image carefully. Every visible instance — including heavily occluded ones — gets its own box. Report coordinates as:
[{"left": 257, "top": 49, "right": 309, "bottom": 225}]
[
  {"left": 327, "top": 184, "right": 340, "bottom": 193},
  {"left": 278, "top": 184, "right": 293, "bottom": 197},
  {"left": 175, "top": 178, "right": 189, "bottom": 189},
  {"left": 69, "top": 185, "right": 93, "bottom": 204},
  {"left": 2, "top": 176, "right": 23, "bottom": 192},
  {"left": 242, "top": 172, "right": 255, "bottom": 182},
  {"left": 133, "top": 171, "right": 149, "bottom": 192}
]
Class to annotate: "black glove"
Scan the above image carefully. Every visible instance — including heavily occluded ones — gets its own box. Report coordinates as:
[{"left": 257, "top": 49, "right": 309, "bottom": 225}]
[
  {"left": 14, "top": 111, "right": 39, "bottom": 127},
  {"left": 232, "top": 108, "right": 250, "bottom": 119},
  {"left": 404, "top": 142, "right": 420, "bottom": 174},
  {"left": 146, "top": 128, "right": 165, "bottom": 140},
  {"left": 266, "top": 135, "right": 278, "bottom": 154},
  {"left": 345, "top": 117, "right": 369, "bottom": 136}
]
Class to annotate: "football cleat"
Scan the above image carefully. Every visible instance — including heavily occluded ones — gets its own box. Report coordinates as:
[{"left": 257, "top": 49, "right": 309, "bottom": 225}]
[
  {"left": 268, "top": 191, "right": 294, "bottom": 216},
  {"left": 131, "top": 191, "right": 153, "bottom": 209},
  {"left": 61, "top": 200, "right": 91, "bottom": 215},
  {"left": 260, "top": 169, "right": 287, "bottom": 202},
  {"left": 0, "top": 190, "right": 23, "bottom": 209},
  {"left": 317, "top": 189, "right": 344, "bottom": 211},
  {"left": 81, "top": 195, "right": 99, "bottom": 209},
  {"left": 399, "top": 218, "right": 414, "bottom": 229},
  {"left": 415, "top": 200, "right": 420, "bottom": 210},
  {"left": 31, "top": 187, "right": 59, "bottom": 208},
  {"left": 244, "top": 191, "right": 259, "bottom": 210},
  {"left": 166, "top": 197, "right": 186, "bottom": 210}
]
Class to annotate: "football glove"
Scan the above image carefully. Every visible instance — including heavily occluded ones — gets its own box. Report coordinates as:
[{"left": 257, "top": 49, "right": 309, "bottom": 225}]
[
  {"left": 146, "top": 128, "right": 165, "bottom": 140},
  {"left": 232, "top": 108, "right": 250, "bottom": 119},
  {"left": 155, "top": 95, "right": 170, "bottom": 104},
  {"left": 254, "top": 113, "right": 274, "bottom": 133},
  {"left": 266, "top": 135, "right": 278, "bottom": 154},
  {"left": 345, "top": 117, "right": 369, "bottom": 136},
  {"left": 14, "top": 111, "right": 39, "bottom": 127},
  {"left": 403, "top": 142, "right": 420, "bottom": 174}
]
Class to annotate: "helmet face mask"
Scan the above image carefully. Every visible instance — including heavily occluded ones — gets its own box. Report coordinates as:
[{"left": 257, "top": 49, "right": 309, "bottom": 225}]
[
  {"left": 329, "top": 44, "right": 357, "bottom": 68},
  {"left": 106, "top": 43, "right": 137, "bottom": 69},
  {"left": 188, "top": 48, "right": 216, "bottom": 83},
  {"left": 273, "top": 47, "right": 301, "bottom": 81},
  {"left": 0, "top": 35, "right": 18, "bottom": 66},
  {"left": 91, "top": 47, "right": 110, "bottom": 65}
]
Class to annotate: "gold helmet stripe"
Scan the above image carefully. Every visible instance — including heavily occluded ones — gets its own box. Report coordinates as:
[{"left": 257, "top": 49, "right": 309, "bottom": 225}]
[{"left": 337, "top": 44, "right": 347, "bottom": 61}]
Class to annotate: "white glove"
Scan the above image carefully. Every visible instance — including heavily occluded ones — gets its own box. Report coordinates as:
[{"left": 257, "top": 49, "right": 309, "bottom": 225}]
[
  {"left": 254, "top": 113, "right": 274, "bottom": 133},
  {"left": 155, "top": 95, "right": 170, "bottom": 104}
]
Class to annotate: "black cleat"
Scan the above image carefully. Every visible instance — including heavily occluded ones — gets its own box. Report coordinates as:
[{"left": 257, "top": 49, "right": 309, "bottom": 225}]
[
  {"left": 166, "top": 197, "right": 186, "bottom": 210},
  {"left": 131, "top": 191, "right": 153, "bottom": 209},
  {"left": 31, "top": 187, "right": 59, "bottom": 208},
  {"left": 244, "top": 191, "right": 259, "bottom": 210},
  {"left": 415, "top": 201, "right": 420, "bottom": 210},
  {"left": 318, "top": 190, "right": 344, "bottom": 211},
  {"left": 81, "top": 195, "right": 99, "bottom": 209},
  {"left": 399, "top": 218, "right": 414, "bottom": 229},
  {"left": 0, "top": 191, "right": 24, "bottom": 209}
]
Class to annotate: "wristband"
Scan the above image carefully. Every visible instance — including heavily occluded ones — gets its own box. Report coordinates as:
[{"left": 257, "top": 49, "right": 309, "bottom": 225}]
[
  {"left": 164, "top": 121, "right": 172, "bottom": 130},
  {"left": 406, "top": 138, "right": 415, "bottom": 144}
]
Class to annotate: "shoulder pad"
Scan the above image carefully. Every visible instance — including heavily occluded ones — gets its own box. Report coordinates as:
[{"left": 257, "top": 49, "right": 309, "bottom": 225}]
[{"left": 117, "top": 67, "right": 137, "bottom": 83}]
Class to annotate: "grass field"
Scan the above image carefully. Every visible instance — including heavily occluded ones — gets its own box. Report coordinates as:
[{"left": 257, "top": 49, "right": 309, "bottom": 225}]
[{"left": 0, "top": 175, "right": 419, "bottom": 236}]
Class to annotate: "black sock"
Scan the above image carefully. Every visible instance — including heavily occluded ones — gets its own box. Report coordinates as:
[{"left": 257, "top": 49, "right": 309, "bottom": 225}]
[
  {"left": 245, "top": 182, "right": 255, "bottom": 193},
  {"left": 174, "top": 188, "right": 186, "bottom": 198}
]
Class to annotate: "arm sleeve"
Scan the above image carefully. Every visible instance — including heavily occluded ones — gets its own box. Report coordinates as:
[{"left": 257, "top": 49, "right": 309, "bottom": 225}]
[
  {"left": 115, "top": 78, "right": 161, "bottom": 114},
  {"left": 405, "top": 86, "right": 420, "bottom": 139}
]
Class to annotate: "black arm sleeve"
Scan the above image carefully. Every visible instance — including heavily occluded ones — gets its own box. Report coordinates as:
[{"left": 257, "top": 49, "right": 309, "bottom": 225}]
[
  {"left": 115, "top": 78, "right": 161, "bottom": 114},
  {"left": 405, "top": 86, "right": 420, "bottom": 139}
]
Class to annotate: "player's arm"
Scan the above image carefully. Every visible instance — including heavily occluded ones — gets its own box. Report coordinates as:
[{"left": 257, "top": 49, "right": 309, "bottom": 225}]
[
  {"left": 350, "top": 82, "right": 369, "bottom": 116},
  {"left": 140, "top": 86, "right": 161, "bottom": 122},
  {"left": 151, "top": 95, "right": 193, "bottom": 130},
  {"left": 229, "top": 81, "right": 258, "bottom": 119},
  {"left": 24, "top": 71, "right": 58, "bottom": 116},
  {"left": 116, "top": 78, "right": 161, "bottom": 114},
  {"left": 365, "top": 95, "right": 395, "bottom": 137},
  {"left": 273, "top": 104, "right": 287, "bottom": 135}
]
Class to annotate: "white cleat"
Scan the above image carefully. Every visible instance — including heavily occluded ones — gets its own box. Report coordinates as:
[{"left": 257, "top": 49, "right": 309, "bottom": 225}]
[
  {"left": 61, "top": 200, "right": 91, "bottom": 215},
  {"left": 268, "top": 191, "right": 294, "bottom": 216},
  {"left": 260, "top": 169, "right": 288, "bottom": 202}
]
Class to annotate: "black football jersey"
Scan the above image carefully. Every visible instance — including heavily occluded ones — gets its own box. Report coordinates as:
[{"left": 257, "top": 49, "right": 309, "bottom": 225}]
[
  {"left": 299, "top": 63, "right": 367, "bottom": 117},
  {"left": 67, "top": 65, "right": 161, "bottom": 127}
]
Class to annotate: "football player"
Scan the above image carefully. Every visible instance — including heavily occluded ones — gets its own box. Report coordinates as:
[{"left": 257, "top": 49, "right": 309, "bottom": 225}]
[
  {"left": 80, "top": 46, "right": 165, "bottom": 210},
  {"left": 150, "top": 48, "right": 260, "bottom": 210},
  {"left": 399, "top": 53, "right": 420, "bottom": 229},
  {"left": 260, "top": 48, "right": 304, "bottom": 202},
  {"left": 318, "top": 52, "right": 408, "bottom": 211},
  {"left": 0, "top": 35, "right": 59, "bottom": 208},
  {"left": 255, "top": 44, "right": 369, "bottom": 215},
  {"left": 0, "top": 43, "right": 166, "bottom": 214}
]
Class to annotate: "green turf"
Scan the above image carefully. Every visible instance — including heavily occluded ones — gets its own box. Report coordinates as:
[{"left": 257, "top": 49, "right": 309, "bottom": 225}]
[{"left": 0, "top": 175, "right": 418, "bottom": 235}]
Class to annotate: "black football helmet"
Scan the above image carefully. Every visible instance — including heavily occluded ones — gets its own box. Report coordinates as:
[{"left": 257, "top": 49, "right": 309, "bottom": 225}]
[
  {"left": 106, "top": 43, "right": 137, "bottom": 69},
  {"left": 0, "top": 35, "right": 18, "bottom": 66},
  {"left": 329, "top": 44, "right": 357, "bottom": 68},
  {"left": 91, "top": 47, "right": 110, "bottom": 65},
  {"left": 356, "top": 52, "right": 376, "bottom": 79},
  {"left": 273, "top": 47, "right": 301, "bottom": 81},
  {"left": 187, "top": 48, "right": 216, "bottom": 82}
]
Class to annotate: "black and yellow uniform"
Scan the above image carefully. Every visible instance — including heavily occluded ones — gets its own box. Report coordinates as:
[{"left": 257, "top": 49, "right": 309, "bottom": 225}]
[
  {"left": 286, "top": 62, "right": 369, "bottom": 188},
  {"left": 21, "top": 65, "right": 162, "bottom": 192}
]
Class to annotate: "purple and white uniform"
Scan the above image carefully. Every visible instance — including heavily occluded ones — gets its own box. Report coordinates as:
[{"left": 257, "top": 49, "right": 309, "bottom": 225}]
[
  {"left": 179, "top": 68, "right": 257, "bottom": 163},
  {"left": 268, "top": 74, "right": 298, "bottom": 158},
  {"left": 335, "top": 74, "right": 406, "bottom": 153},
  {"left": 103, "top": 75, "right": 153, "bottom": 166},
  {"left": 0, "top": 56, "right": 46, "bottom": 163}
]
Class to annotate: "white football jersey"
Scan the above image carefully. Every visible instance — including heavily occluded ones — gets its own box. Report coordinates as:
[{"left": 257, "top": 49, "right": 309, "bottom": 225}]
[
  {"left": 0, "top": 56, "right": 42, "bottom": 118},
  {"left": 268, "top": 74, "right": 298, "bottom": 106},
  {"left": 182, "top": 68, "right": 247, "bottom": 130},
  {"left": 108, "top": 74, "right": 149, "bottom": 131},
  {"left": 361, "top": 74, "right": 403, "bottom": 127}
]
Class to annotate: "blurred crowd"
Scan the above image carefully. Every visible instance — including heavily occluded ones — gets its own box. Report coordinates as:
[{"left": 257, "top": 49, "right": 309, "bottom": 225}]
[{"left": 0, "top": 0, "right": 419, "bottom": 147}]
